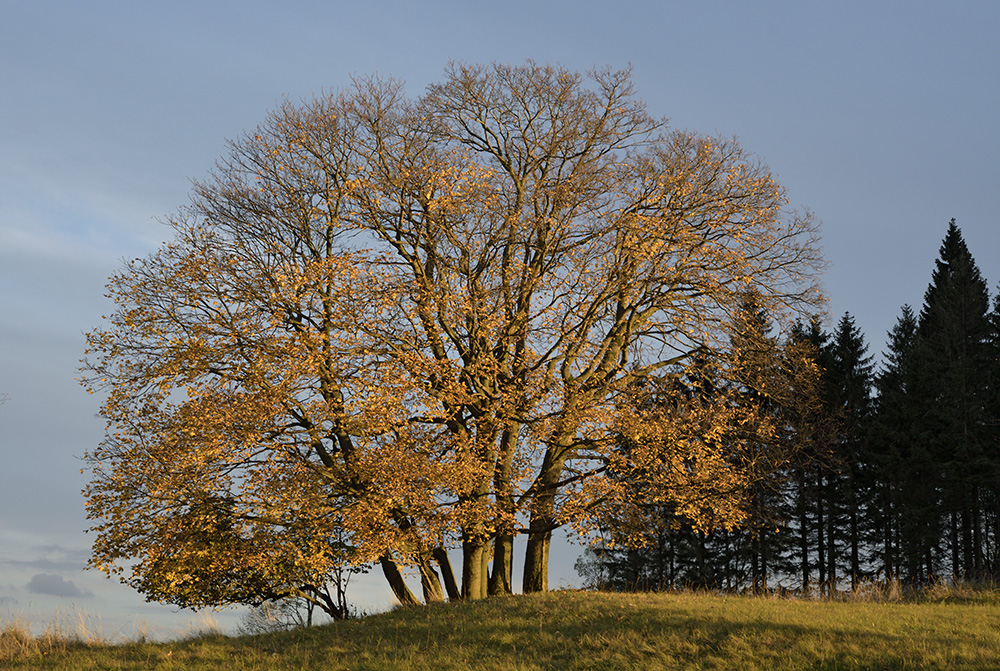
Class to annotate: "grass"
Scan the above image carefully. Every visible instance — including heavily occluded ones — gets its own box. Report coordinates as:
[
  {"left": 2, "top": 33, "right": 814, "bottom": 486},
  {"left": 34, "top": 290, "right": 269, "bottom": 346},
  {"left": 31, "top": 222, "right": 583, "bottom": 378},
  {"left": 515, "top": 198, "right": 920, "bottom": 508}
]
[
  {"left": 0, "top": 611, "right": 109, "bottom": 663},
  {"left": 4, "top": 588, "right": 1000, "bottom": 669}
]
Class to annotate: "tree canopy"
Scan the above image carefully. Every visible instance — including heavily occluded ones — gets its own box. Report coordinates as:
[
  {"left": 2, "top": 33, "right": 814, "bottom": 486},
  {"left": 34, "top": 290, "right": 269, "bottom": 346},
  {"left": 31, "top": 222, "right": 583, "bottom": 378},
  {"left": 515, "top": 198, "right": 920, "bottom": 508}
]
[
  {"left": 82, "top": 62, "right": 824, "bottom": 613},
  {"left": 578, "top": 220, "right": 1000, "bottom": 595}
]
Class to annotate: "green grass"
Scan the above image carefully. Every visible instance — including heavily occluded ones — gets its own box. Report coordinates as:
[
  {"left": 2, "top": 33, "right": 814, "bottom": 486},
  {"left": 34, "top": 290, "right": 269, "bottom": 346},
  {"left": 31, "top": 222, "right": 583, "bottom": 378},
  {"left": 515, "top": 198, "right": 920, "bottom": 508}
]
[{"left": 5, "top": 589, "right": 1000, "bottom": 669}]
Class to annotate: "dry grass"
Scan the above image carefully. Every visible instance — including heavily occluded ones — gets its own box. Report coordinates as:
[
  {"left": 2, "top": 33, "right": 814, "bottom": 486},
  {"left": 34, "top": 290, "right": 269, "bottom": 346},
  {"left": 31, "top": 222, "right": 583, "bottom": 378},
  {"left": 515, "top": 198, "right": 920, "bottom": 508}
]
[
  {"left": 4, "top": 587, "right": 1000, "bottom": 669},
  {"left": 828, "top": 578, "right": 1000, "bottom": 604},
  {"left": 178, "top": 612, "right": 225, "bottom": 641},
  {"left": 0, "top": 609, "right": 110, "bottom": 661}
]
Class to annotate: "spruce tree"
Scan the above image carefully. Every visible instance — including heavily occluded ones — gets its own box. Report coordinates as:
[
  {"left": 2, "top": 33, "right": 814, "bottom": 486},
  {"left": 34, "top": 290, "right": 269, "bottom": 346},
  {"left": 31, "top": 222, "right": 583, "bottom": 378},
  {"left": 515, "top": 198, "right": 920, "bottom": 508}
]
[
  {"left": 871, "top": 305, "right": 919, "bottom": 581},
  {"left": 912, "top": 220, "right": 992, "bottom": 580},
  {"left": 784, "top": 318, "right": 835, "bottom": 594},
  {"left": 872, "top": 221, "right": 994, "bottom": 583},
  {"left": 982, "top": 288, "right": 1000, "bottom": 576},
  {"left": 825, "top": 313, "right": 875, "bottom": 589}
]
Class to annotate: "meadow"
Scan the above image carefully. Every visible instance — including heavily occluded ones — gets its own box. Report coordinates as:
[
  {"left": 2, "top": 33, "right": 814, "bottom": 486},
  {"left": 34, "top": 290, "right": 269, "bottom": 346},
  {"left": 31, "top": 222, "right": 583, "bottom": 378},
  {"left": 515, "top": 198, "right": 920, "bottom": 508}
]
[{"left": 4, "top": 588, "right": 1000, "bottom": 670}]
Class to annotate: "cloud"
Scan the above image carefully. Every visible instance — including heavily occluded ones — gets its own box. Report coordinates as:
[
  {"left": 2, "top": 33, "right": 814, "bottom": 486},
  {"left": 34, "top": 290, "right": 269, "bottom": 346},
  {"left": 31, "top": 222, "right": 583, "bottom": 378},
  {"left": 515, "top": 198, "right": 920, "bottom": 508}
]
[
  {"left": 2, "top": 557, "right": 87, "bottom": 573},
  {"left": 0, "top": 541, "right": 91, "bottom": 574},
  {"left": 26, "top": 574, "right": 93, "bottom": 599}
]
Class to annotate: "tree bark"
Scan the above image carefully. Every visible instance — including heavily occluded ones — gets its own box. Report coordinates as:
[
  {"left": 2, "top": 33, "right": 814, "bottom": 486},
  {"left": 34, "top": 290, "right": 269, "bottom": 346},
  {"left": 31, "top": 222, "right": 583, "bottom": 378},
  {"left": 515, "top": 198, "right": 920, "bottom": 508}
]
[
  {"left": 522, "top": 473, "right": 559, "bottom": 593},
  {"left": 522, "top": 528, "right": 550, "bottom": 593},
  {"left": 827, "top": 487, "right": 837, "bottom": 594},
  {"left": 433, "top": 547, "right": 461, "bottom": 601},
  {"left": 462, "top": 537, "right": 489, "bottom": 599},
  {"left": 951, "top": 511, "right": 960, "bottom": 580},
  {"left": 817, "top": 493, "right": 826, "bottom": 595},
  {"left": 416, "top": 554, "right": 445, "bottom": 603},
  {"left": 850, "top": 492, "right": 860, "bottom": 590},
  {"left": 797, "top": 470, "right": 810, "bottom": 593},
  {"left": 522, "top": 435, "right": 574, "bottom": 593},
  {"left": 380, "top": 555, "right": 419, "bottom": 606},
  {"left": 489, "top": 533, "right": 514, "bottom": 596},
  {"left": 489, "top": 424, "right": 519, "bottom": 596}
]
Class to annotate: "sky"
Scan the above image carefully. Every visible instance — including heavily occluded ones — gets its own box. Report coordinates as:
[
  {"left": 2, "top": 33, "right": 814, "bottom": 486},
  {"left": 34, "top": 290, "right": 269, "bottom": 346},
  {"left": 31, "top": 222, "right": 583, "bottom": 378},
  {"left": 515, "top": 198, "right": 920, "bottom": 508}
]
[{"left": 2, "top": 0, "right": 998, "bottom": 639}]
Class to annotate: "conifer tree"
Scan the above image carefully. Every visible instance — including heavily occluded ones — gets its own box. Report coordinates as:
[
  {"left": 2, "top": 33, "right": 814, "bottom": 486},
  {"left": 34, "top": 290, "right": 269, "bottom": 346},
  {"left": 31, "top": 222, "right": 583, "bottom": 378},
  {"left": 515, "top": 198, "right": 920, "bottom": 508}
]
[
  {"left": 912, "top": 220, "right": 992, "bottom": 580},
  {"left": 870, "top": 305, "right": 919, "bottom": 581},
  {"left": 577, "top": 302, "right": 826, "bottom": 593},
  {"left": 824, "top": 313, "right": 874, "bottom": 589},
  {"left": 985, "top": 289, "right": 1000, "bottom": 575},
  {"left": 871, "top": 221, "right": 995, "bottom": 583}
]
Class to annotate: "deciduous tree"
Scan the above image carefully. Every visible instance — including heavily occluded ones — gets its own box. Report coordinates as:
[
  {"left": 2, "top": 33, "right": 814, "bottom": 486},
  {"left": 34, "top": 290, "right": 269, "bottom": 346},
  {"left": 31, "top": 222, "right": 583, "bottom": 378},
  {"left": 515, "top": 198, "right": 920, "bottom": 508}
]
[
  {"left": 82, "top": 62, "right": 824, "bottom": 611},
  {"left": 574, "top": 303, "right": 829, "bottom": 593}
]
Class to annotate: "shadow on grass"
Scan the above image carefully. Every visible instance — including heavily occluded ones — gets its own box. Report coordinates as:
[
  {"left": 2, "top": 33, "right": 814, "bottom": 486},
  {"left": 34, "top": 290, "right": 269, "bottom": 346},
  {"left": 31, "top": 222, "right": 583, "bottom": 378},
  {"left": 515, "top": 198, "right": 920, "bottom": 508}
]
[{"left": 8, "top": 592, "right": 1000, "bottom": 670}]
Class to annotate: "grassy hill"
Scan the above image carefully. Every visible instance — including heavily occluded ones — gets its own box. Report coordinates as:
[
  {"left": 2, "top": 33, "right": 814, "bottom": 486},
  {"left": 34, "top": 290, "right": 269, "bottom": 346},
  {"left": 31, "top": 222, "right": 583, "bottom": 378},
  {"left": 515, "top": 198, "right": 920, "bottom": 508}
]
[{"left": 5, "top": 589, "right": 1000, "bottom": 669}]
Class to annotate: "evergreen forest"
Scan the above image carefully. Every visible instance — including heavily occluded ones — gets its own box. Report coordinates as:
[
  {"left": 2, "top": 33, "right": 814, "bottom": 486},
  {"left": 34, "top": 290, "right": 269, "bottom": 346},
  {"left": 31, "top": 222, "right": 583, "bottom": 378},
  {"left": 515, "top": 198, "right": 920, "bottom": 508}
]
[{"left": 577, "top": 220, "right": 1000, "bottom": 594}]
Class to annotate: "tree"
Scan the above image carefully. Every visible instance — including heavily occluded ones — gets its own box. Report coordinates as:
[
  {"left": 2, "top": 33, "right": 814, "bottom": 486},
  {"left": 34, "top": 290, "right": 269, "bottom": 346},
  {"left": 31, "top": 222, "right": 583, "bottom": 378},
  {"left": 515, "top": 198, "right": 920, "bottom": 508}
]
[
  {"left": 82, "top": 62, "right": 824, "bottom": 611},
  {"left": 725, "top": 298, "right": 799, "bottom": 594},
  {"left": 869, "top": 306, "right": 923, "bottom": 582},
  {"left": 777, "top": 317, "right": 844, "bottom": 595},
  {"left": 821, "top": 312, "right": 874, "bottom": 590},
  {"left": 911, "top": 221, "right": 993, "bottom": 580},
  {"left": 575, "top": 303, "right": 830, "bottom": 594},
  {"left": 870, "top": 222, "right": 997, "bottom": 584},
  {"left": 986, "top": 288, "right": 1000, "bottom": 576}
]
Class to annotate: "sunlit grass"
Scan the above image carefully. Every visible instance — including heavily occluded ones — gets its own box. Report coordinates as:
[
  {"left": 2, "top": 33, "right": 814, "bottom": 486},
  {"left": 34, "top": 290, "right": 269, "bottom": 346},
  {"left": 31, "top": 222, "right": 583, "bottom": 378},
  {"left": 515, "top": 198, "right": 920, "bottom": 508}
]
[
  {"left": 0, "top": 608, "right": 111, "bottom": 662},
  {"left": 5, "top": 588, "right": 1000, "bottom": 669}
]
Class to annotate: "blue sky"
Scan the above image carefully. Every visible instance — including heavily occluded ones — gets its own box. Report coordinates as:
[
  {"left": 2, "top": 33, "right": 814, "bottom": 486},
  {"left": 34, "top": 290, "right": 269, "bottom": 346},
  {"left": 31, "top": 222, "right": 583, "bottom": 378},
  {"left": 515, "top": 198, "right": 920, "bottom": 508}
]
[{"left": 2, "top": 0, "right": 998, "bottom": 638}]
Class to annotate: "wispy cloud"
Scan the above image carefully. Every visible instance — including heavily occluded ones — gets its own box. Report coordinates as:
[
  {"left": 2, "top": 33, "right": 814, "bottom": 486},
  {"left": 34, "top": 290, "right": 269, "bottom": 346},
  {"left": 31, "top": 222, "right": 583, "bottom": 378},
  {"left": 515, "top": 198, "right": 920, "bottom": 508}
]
[
  {"left": 0, "top": 541, "right": 90, "bottom": 574},
  {"left": 27, "top": 574, "right": 94, "bottom": 599},
  {"left": 2, "top": 557, "right": 89, "bottom": 573}
]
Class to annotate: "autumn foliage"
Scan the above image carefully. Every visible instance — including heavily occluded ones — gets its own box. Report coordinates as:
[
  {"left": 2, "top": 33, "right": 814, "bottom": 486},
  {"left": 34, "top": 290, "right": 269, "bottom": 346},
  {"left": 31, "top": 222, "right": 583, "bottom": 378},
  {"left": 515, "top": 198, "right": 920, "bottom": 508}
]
[{"left": 81, "top": 62, "right": 824, "bottom": 614}]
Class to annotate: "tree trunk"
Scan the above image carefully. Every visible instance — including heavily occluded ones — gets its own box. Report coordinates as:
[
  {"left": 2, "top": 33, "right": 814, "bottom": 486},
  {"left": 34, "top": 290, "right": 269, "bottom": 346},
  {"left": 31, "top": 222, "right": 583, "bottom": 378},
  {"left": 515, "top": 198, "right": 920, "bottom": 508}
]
[
  {"left": 883, "top": 494, "right": 894, "bottom": 581},
  {"left": 489, "top": 423, "right": 519, "bottom": 596},
  {"left": 962, "top": 500, "right": 974, "bottom": 580},
  {"left": 380, "top": 555, "right": 419, "bottom": 606},
  {"left": 817, "top": 493, "right": 826, "bottom": 595},
  {"left": 522, "top": 529, "right": 550, "bottom": 593},
  {"left": 522, "top": 436, "right": 573, "bottom": 593},
  {"left": 433, "top": 547, "right": 461, "bottom": 601},
  {"left": 416, "top": 554, "right": 445, "bottom": 603},
  {"left": 850, "top": 497, "right": 860, "bottom": 590},
  {"left": 951, "top": 510, "right": 960, "bottom": 580},
  {"left": 462, "top": 536, "right": 488, "bottom": 600},
  {"left": 698, "top": 532, "right": 708, "bottom": 589},
  {"left": 389, "top": 514, "right": 444, "bottom": 602},
  {"left": 489, "top": 533, "right": 514, "bottom": 596},
  {"left": 972, "top": 493, "right": 983, "bottom": 579},
  {"left": 481, "top": 539, "right": 491, "bottom": 595},
  {"left": 761, "top": 537, "right": 768, "bottom": 593},
  {"left": 798, "top": 471, "right": 810, "bottom": 594},
  {"left": 827, "top": 503, "right": 837, "bottom": 595}
]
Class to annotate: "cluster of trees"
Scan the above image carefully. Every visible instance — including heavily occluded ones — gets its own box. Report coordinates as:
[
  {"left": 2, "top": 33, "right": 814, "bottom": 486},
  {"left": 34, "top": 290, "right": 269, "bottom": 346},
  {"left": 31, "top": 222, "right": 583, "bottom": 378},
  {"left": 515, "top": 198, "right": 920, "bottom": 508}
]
[
  {"left": 80, "top": 62, "right": 824, "bottom": 617},
  {"left": 578, "top": 220, "right": 1000, "bottom": 593}
]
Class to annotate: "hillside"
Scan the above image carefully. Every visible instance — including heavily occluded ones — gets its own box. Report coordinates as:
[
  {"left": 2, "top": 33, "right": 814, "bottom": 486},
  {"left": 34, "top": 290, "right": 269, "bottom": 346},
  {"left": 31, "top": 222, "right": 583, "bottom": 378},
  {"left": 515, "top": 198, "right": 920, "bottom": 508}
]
[{"left": 6, "top": 590, "right": 1000, "bottom": 669}]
